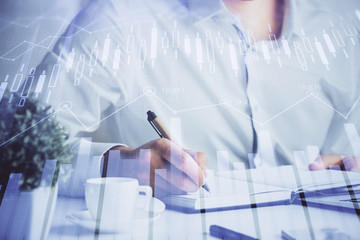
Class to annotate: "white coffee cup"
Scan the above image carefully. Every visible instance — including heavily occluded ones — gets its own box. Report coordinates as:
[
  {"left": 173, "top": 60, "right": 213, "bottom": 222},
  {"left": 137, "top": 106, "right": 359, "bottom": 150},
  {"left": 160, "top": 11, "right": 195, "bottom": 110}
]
[{"left": 85, "top": 177, "right": 152, "bottom": 228}]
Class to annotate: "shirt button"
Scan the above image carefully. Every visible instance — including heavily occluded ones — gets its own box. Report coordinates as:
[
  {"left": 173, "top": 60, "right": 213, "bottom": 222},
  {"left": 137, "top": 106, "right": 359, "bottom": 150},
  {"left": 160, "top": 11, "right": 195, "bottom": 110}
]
[
  {"left": 249, "top": 47, "right": 257, "bottom": 53},
  {"left": 249, "top": 100, "right": 258, "bottom": 111}
]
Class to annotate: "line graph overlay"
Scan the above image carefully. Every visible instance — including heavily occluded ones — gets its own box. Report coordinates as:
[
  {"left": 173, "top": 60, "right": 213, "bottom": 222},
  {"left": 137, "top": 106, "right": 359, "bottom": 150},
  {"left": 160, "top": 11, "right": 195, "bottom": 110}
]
[
  {"left": 66, "top": 93, "right": 147, "bottom": 131},
  {"left": 313, "top": 94, "right": 360, "bottom": 119},
  {"left": 261, "top": 95, "right": 311, "bottom": 126},
  {"left": 2, "top": 90, "right": 359, "bottom": 147}
]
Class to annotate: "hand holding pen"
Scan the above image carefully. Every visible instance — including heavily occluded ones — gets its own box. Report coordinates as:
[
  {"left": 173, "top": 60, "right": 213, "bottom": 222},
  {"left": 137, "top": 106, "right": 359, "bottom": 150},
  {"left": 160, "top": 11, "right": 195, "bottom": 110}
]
[
  {"left": 102, "top": 111, "right": 209, "bottom": 195},
  {"left": 147, "top": 110, "right": 210, "bottom": 192}
]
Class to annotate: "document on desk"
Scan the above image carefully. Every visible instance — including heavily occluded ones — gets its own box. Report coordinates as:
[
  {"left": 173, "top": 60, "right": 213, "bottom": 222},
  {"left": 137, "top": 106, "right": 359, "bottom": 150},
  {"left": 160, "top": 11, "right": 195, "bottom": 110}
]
[
  {"left": 222, "top": 165, "right": 360, "bottom": 193},
  {"left": 163, "top": 166, "right": 360, "bottom": 213}
]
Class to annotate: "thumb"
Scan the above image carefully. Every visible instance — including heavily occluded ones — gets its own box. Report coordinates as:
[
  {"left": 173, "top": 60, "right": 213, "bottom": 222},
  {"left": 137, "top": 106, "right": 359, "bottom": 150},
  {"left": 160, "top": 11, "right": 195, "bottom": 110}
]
[
  {"left": 308, "top": 154, "right": 343, "bottom": 171},
  {"left": 308, "top": 156, "right": 326, "bottom": 170}
]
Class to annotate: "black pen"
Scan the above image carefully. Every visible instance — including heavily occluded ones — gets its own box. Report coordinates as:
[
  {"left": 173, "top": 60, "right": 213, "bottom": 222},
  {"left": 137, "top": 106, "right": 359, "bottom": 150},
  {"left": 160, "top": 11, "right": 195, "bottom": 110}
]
[
  {"left": 210, "top": 225, "right": 258, "bottom": 240},
  {"left": 147, "top": 110, "right": 210, "bottom": 192}
]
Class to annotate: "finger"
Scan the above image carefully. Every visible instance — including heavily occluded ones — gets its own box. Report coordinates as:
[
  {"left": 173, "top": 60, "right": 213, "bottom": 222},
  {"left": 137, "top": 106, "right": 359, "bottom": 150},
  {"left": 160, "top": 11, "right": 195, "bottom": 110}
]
[
  {"left": 196, "top": 152, "right": 209, "bottom": 171},
  {"left": 137, "top": 143, "right": 200, "bottom": 193},
  {"left": 153, "top": 138, "right": 205, "bottom": 187},
  {"left": 184, "top": 150, "right": 209, "bottom": 174},
  {"left": 154, "top": 167, "right": 199, "bottom": 193},
  {"left": 342, "top": 156, "right": 360, "bottom": 172},
  {"left": 308, "top": 154, "right": 343, "bottom": 171}
]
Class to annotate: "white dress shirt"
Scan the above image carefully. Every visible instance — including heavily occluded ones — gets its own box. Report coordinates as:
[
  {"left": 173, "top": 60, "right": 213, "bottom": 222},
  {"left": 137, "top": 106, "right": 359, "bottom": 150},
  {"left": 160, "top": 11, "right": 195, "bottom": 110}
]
[{"left": 31, "top": 0, "right": 360, "bottom": 195}]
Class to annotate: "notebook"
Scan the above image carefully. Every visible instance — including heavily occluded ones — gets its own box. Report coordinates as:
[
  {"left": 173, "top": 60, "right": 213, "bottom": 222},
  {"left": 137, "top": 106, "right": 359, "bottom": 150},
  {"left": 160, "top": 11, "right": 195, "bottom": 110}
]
[{"left": 163, "top": 166, "right": 360, "bottom": 213}]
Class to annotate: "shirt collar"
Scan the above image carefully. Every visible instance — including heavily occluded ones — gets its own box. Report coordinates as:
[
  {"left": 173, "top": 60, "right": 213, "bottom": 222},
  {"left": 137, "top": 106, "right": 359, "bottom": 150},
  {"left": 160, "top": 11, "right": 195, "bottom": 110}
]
[
  {"left": 286, "top": 0, "right": 326, "bottom": 38},
  {"left": 282, "top": 0, "right": 303, "bottom": 38}
]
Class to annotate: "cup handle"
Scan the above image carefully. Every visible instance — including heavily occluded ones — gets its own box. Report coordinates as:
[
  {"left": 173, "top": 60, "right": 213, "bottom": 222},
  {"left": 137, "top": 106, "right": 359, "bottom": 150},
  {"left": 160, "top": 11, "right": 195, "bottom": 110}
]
[{"left": 137, "top": 186, "right": 152, "bottom": 210}]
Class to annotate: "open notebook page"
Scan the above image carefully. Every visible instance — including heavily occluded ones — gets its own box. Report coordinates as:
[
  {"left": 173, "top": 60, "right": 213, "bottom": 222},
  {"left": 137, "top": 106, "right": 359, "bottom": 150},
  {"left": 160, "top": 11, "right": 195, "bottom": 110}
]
[
  {"left": 164, "top": 171, "right": 291, "bottom": 210},
  {"left": 218, "top": 165, "right": 360, "bottom": 192}
]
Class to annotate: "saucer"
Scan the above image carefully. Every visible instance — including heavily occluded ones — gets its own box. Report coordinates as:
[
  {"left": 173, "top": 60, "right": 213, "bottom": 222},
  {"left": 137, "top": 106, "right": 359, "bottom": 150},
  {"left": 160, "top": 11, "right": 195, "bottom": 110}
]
[{"left": 66, "top": 197, "right": 165, "bottom": 233}]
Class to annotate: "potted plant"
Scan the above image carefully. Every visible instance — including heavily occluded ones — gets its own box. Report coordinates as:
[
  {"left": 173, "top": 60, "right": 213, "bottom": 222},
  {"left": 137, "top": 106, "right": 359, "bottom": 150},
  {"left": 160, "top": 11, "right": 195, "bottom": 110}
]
[{"left": 0, "top": 93, "right": 72, "bottom": 239}]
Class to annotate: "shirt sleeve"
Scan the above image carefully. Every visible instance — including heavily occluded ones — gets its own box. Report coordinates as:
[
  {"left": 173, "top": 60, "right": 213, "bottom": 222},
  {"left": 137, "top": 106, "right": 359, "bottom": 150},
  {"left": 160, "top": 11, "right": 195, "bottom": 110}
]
[{"left": 30, "top": 2, "right": 127, "bottom": 197}]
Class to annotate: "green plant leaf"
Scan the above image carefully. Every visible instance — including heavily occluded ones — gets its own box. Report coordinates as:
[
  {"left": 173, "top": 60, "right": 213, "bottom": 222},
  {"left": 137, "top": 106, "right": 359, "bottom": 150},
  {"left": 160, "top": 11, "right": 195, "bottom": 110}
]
[{"left": 0, "top": 93, "right": 73, "bottom": 190}]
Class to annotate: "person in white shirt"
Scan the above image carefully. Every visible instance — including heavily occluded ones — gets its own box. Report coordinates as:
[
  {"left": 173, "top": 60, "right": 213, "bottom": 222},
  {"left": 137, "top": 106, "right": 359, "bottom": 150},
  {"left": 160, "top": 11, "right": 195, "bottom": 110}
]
[{"left": 30, "top": 0, "right": 360, "bottom": 196}]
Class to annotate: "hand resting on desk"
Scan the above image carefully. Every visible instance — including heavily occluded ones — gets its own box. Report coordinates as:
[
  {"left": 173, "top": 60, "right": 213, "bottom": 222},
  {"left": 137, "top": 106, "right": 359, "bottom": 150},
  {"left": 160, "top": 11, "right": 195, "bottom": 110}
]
[
  {"left": 308, "top": 154, "right": 360, "bottom": 173},
  {"left": 102, "top": 138, "right": 208, "bottom": 195}
]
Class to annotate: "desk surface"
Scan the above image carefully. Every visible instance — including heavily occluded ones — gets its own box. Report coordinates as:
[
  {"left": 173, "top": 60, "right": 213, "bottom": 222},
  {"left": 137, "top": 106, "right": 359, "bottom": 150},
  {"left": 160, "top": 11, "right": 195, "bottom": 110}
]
[{"left": 49, "top": 196, "right": 360, "bottom": 240}]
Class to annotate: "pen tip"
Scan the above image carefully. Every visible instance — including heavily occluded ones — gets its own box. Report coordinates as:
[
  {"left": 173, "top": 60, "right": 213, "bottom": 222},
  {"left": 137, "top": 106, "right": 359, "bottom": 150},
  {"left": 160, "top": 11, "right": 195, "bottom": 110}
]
[{"left": 202, "top": 184, "right": 210, "bottom": 193}]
